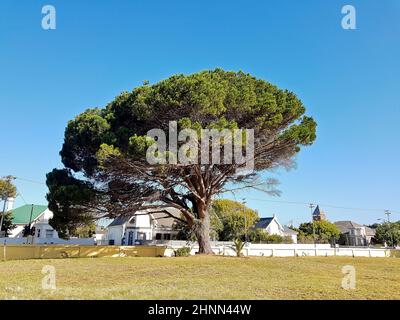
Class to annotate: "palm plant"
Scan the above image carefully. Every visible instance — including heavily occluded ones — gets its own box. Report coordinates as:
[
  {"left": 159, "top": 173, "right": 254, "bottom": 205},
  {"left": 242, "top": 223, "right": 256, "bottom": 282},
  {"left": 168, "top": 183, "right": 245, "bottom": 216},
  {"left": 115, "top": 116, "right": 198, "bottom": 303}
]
[{"left": 232, "top": 239, "right": 245, "bottom": 257}]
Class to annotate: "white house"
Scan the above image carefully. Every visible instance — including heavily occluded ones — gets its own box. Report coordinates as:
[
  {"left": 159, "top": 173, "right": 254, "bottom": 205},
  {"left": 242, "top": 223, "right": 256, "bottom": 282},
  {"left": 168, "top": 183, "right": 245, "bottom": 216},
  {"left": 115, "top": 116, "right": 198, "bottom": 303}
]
[
  {"left": 334, "top": 221, "right": 376, "bottom": 246},
  {"left": 106, "top": 208, "right": 180, "bottom": 245},
  {"left": 6, "top": 203, "right": 59, "bottom": 239},
  {"left": 254, "top": 215, "right": 298, "bottom": 243}
]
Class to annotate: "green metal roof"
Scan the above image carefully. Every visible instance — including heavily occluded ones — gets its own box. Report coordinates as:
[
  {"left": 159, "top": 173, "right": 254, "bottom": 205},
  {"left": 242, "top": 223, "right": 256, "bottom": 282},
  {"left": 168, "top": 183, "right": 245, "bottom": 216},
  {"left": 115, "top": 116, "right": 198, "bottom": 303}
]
[{"left": 10, "top": 205, "right": 48, "bottom": 225}]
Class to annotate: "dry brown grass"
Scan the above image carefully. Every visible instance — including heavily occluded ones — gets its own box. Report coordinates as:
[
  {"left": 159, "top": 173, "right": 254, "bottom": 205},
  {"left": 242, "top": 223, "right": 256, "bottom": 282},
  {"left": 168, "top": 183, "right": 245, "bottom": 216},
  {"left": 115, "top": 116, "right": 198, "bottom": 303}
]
[{"left": 0, "top": 256, "right": 399, "bottom": 299}]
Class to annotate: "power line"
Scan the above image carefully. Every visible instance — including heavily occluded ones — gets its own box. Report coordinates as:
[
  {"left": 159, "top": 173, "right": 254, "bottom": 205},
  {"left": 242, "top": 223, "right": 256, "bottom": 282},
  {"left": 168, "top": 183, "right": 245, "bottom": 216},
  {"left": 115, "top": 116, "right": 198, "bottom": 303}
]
[
  {"left": 14, "top": 176, "right": 46, "bottom": 185},
  {"left": 1, "top": 175, "right": 46, "bottom": 185},
  {"left": 246, "top": 197, "right": 400, "bottom": 215},
  {"left": 16, "top": 189, "right": 28, "bottom": 205},
  {"left": 4, "top": 175, "right": 400, "bottom": 215}
]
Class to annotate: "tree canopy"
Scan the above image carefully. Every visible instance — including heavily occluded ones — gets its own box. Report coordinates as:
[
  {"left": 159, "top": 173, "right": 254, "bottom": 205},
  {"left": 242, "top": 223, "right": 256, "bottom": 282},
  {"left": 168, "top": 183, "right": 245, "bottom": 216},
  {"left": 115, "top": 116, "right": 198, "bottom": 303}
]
[
  {"left": 0, "top": 176, "right": 17, "bottom": 236},
  {"left": 211, "top": 199, "right": 259, "bottom": 241},
  {"left": 297, "top": 220, "right": 340, "bottom": 244},
  {"left": 0, "top": 212, "right": 15, "bottom": 237},
  {"left": 374, "top": 221, "right": 400, "bottom": 247},
  {"left": 0, "top": 176, "right": 17, "bottom": 200},
  {"left": 47, "top": 69, "right": 317, "bottom": 253},
  {"left": 174, "top": 199, "right": 258, "bottom": 241},
  {"left": 247, "top": 229, "right": 293, "bottom": 244}
]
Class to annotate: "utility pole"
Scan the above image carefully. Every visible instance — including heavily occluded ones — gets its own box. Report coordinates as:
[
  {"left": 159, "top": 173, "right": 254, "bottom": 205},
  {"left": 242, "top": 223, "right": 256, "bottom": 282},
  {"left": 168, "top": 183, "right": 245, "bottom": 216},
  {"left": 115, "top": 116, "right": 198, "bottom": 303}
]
[
  {"left": 28, "top": 204, "right": 34, "bottom": 244},
  {"left": 242, "top": 199, "right": 247, "bottom": 243},
  {"left": 0, "top": 200, "right": 6, "bottom": 238},
  {"left": 385, "top": 210, "right": 395, "bottom": 248},
  {"left": 309, "top": 203, "right": 316, "bottom": 247}
]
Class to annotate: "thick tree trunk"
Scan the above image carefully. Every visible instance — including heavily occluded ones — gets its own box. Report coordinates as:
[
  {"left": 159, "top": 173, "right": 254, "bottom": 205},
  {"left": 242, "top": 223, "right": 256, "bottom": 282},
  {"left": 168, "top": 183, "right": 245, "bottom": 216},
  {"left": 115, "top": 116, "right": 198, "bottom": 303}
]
[{"left": 193, "top": 214, "right": 214, "bottom": 254}]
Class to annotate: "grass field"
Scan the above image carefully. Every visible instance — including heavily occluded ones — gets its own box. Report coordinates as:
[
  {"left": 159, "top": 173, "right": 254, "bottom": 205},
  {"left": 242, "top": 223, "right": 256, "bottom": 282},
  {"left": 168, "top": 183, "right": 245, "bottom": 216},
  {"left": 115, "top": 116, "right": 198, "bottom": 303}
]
[{"left": 1, "top": 256, "right": 399, "bottom": 300}]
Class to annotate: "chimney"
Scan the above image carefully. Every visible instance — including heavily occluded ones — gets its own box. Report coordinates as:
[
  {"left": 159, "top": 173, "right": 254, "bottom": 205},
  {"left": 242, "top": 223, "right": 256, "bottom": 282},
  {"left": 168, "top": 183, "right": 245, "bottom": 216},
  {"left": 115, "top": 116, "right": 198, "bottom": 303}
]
[{"left": 5, "top": 197, "right": 14, "bottom": 212}]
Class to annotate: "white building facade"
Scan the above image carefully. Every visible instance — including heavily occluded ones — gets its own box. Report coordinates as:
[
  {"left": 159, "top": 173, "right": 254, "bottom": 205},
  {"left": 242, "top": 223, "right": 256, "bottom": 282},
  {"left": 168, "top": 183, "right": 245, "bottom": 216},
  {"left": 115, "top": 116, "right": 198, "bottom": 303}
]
[
  {"left": 106, "top": 208, "right": 180, "bottom": 245},
  {"left": 6, "top": 204, "right": 59, "bottom": 239},
  {"left": 254, "top": 215, "right": 298, "bottom": 243}
]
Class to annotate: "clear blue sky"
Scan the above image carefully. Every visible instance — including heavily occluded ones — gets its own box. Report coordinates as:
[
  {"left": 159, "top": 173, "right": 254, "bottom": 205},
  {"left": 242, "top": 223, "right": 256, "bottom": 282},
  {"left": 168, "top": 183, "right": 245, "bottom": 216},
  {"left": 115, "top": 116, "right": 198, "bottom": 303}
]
[{"left": 1, "top": 0, "right": 399, "bottom": 226}]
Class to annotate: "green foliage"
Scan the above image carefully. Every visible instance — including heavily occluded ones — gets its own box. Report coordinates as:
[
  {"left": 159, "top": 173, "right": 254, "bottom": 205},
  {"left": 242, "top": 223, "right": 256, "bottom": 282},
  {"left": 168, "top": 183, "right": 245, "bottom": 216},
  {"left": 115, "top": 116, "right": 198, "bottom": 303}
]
[
  {"left": 128, "top": 135, "right": 155, "bottom": 157},
  {"left": 211, "top": 199, "right": 259, "bottom": 241},
  {"left": 282, "top": 236, "right": 294, "bottom": 244},
  {"left": 172, "top": 199, "right": 258, "bottom": 243},
  {"left": 74, "top": 223, "right": 97, "bottom": 238},
  {"left": 46, "top": 168, "right": 97, "bottom": 239},
  {"left": 375, "top": 222, "right": 400, "bottom": 247},
  {"left": 263, "top": 234, "right": 284, "bottom": 244},
  {"left": 174, "top": 247, "right": 191, "bottom": 257},
  {"left": 296, "top": 233, "right": 315, "bottom": 244},
  {"left": 174, "top": 211, "right": 221, "bottom": 241},
  {"left": 0, "top": 177, "right": 17, "bottom": 237},
  {"left": 177, "top": 117, "right": 203, "bottom": 135},
  {"left": 247, "top": 228, "right": 268, "bottom": 242},
  {"left": 60, "top": 108, "right": 114, "bottom": 175},
  {"left": 59, "top": 69, "right": 316, "bottom": 177},
  {"left": 0, "top": 177, "right": 17, "bottom": 200},
  {"left": 247, "top": 229, "right": 291, "bottom": 244},
  {"left": 96, "top": 143, "right": 121, "bottom": 168},
  {"left": 0, "top": 211, "right": 15, "bottom": 236},
  {"left": 280, "top": 116, "right": 317, "bottom": 147},
  {"left": 174, "top": 219, "right": 197, "bottom": 241},
  {"left": 298, "top": 220, "right": 340, "bottom": 244},
  {"left": 232, "top": 239, "right": 245, "bottom": 257},
  {"left": 47, "top": 69, "right": 317, "bottom": 246}
]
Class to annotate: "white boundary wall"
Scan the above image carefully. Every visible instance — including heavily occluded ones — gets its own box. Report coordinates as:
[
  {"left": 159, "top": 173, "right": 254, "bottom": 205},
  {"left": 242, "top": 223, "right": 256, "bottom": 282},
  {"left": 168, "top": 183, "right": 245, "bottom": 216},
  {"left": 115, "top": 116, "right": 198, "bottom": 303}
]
[
  {"left": 0, "top": 237, "right": 95, "bottom": 245},
  {"left": 1, "top": 238, "right": 391, "bottom": 257},
  {"left": 163, "top": 241, "right": 390, "bottom": 258}
]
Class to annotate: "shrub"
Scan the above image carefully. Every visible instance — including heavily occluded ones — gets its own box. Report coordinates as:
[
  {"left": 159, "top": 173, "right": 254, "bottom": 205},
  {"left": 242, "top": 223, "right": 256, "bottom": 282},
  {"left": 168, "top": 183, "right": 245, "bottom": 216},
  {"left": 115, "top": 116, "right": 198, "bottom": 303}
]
[
  {"left": 282, "top": 236, "right": 294, "bottom": 244},
  {"left": 232, "top": 239, "right": 245, "bottom": 257},
  {"left": 263, "top": 234, "right": 284, "bottom": 243},
  {"left": 298, "top": 220, "right": 340, "bottom": 243},
  {"left": 297, "top": 234, "right": 315, "bottom": 244},
  {"left": 248, "top": 229, "right": 288, "bottom": 243},
  {"left": 174, "top": 247, "right": 191, "bottom": 257}
]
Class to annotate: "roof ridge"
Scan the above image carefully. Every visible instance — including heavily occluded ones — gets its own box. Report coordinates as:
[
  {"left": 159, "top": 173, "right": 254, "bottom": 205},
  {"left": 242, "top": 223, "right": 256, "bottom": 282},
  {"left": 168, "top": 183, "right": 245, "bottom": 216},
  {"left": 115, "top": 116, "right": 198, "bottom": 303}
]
[{"left": 13, "top": 204, "right": 48, "bottom": 209}]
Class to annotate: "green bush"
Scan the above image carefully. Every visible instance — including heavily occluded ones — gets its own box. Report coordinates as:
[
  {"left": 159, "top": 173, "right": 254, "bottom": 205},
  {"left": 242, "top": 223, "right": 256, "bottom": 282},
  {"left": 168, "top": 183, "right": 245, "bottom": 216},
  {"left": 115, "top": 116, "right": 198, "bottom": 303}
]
[
  {"left": 247, "top": 229, "right": 291, "bottom": 243},
  {"left": 232, "top": 239, "right": 245, "bottom": 257},
  {"left": 174, "top": 247, "right": 191, "bottom": 257},
  {"left": 263, "top": 234, "right": 284, "bottom": 243},
  {"left": 298, "top": 220, "right": 340, "bottom": 243}
]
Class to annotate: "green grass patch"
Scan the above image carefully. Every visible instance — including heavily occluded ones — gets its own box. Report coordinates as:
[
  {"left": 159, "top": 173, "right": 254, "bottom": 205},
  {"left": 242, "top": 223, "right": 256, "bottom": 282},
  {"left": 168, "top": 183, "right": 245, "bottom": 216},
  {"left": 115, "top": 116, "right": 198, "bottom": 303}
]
[{"left": 1, "top": 256, "right": 399, "bottom": 299}]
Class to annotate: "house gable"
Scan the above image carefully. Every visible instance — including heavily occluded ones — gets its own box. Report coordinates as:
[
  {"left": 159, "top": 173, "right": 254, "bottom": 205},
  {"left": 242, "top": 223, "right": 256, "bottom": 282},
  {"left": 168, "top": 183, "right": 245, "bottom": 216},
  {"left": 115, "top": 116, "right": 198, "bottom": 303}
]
[
  {"left": 10, "top": 205, "right": 47, "bottom": 225},
  {"left": 254, "top": 216, "right": 284, "bottom": 235}
]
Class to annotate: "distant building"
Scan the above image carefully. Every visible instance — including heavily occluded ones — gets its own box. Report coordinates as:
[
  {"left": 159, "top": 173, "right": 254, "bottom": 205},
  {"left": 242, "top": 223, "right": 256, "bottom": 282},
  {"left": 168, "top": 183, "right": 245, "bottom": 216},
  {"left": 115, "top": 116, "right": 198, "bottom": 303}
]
[
  {"left": 94, "top": 227, "right": 108, "bottom": 245},
  {"left": 6, "top": 204, "right": 59, "bottom": 239},
  {"left": 106, "top": 208, "right": 180, "bottom": 245},
  {"left": 312, "top": 205, "right": 327, "bottom": 221},
  {"left": 254, "top": 215, "right": 298, "bottom": 243},
  {"left": 334, "top": 221, "right": 376, "bottom": 246}
]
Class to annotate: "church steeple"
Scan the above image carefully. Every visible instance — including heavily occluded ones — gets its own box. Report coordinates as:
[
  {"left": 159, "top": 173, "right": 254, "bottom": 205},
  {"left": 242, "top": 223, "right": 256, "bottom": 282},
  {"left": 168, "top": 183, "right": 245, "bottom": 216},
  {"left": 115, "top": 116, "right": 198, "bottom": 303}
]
[{"left": 312, "top": 205, "right": 327, "bottom": 221}]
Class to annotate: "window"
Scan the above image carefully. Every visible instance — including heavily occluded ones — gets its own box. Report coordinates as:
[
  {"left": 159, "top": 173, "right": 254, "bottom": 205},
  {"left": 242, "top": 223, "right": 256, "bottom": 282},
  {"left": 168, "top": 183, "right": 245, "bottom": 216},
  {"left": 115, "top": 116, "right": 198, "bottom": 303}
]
[
  {"left": 45, "top": 229, "right": 53, "bottom": 238},
  {"left": 163, "top": 233, "right": 171, "bottom": 240},
  {"left": 137, "top": 232, "right": 146, "bottom": 240},
  {"left": 156, "top": 233, "right": 162, "bottom": 240},
  {"left": 36, "top": 229, "right": 41, "bottom": 238}
]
